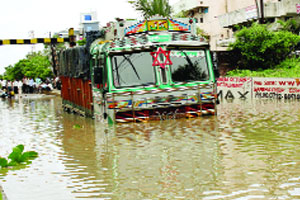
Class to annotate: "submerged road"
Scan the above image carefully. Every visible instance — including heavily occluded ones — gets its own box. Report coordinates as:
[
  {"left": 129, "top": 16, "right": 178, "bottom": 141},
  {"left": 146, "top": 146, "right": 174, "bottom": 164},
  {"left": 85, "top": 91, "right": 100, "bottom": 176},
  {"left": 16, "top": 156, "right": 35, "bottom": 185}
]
[{"left": 1, "top": 96, "right": 300, "bottom": 199}]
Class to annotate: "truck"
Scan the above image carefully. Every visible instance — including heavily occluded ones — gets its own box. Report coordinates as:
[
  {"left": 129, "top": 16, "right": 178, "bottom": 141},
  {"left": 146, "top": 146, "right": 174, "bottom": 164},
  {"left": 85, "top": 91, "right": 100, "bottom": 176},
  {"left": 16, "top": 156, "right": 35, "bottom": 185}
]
[{"left": 58, "top": 17, "right": 217, "bottom": 123}]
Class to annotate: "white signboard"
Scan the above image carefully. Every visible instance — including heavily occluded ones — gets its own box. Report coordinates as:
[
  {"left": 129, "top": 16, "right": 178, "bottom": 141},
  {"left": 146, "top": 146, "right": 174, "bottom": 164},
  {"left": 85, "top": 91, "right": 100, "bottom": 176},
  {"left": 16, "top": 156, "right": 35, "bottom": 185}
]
[
  {"left": 253, "top": 77, "right": 300, "bottom": 100},
  {"left": 217, "top": 77, "right": 252, "bottom": 99},
  {"left": 217, "top": 77, "right": 300, "bottom": 100}
]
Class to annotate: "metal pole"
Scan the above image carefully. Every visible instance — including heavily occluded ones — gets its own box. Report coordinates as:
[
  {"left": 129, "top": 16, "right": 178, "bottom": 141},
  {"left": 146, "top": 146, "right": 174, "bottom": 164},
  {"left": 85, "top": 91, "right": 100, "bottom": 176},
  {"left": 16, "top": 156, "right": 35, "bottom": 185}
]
[
  {"left": 254, "top": 0, "right": 260, "bottom": 21},
  {"left": 260, "top": 0, "right": 264, "bottom": 24}
]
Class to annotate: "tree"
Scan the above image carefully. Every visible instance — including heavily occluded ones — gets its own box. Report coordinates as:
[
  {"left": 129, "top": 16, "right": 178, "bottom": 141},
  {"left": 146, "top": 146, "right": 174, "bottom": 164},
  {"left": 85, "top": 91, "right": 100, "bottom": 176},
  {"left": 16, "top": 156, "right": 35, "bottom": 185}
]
[
  {"left": 128, "top": 0, "right": 172, "bottom": 18},
  {"left": 3, "top": 51, "right": 53, "bottom": 81},
  {"left": 5, "top": 62, "right": 25, "bottom": 81},
  {"left": 173, "top": 10, "right": 189, "bottom": 18},
  {"left": 229, "top": 22, "right": 300, "bottom": 70},
  {"left": 196, "top": 27, "right": 210, "bottom": 40},
  {"left": 24, "top": 51, "right": 53, "bottom": 79}
]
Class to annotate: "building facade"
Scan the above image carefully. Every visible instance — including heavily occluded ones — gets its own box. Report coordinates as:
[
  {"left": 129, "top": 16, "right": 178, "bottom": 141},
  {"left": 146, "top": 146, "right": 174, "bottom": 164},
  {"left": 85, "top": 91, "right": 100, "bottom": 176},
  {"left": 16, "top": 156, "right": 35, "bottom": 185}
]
[
  {"left": 173, "top": 0, "right": 300, "bottom": 51},
  {"left": 79, "top": 12, "right": 100, "bottom": 36}
]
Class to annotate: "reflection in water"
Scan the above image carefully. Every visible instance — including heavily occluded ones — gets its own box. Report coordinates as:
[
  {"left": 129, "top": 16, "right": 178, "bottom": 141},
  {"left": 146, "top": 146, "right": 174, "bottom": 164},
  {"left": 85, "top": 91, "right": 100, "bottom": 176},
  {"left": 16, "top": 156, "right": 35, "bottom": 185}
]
[
  {"left": 97, "top": 118, "right": 219, "bottom": 199},
  {"left": 217, "top": 99, "right": 300, "bottom": 199},
  {"left": 1, "top": 97, "right": 300, "bottom": 199}
]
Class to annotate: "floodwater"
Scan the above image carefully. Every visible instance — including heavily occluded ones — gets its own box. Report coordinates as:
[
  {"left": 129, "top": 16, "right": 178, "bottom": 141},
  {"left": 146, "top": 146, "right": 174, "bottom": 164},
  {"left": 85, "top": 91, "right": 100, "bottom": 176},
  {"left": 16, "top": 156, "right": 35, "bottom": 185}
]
[{"left": 1, "top": 95, "right": 300, "bottom": 200}]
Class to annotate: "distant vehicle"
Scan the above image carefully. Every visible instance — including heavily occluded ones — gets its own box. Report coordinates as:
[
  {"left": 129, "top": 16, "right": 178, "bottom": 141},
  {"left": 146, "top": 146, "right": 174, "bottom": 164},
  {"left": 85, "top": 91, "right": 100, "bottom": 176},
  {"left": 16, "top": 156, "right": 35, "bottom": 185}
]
[{"left": 59, "top": 17, "right": 217, "bottom": 123}]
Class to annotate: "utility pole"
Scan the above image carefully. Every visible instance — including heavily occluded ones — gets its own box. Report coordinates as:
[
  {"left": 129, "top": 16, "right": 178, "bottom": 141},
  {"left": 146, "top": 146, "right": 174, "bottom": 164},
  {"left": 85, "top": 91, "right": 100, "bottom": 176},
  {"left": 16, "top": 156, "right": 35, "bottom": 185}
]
[
  {"left": 29, "top": 30, "right": 35, "bottom": 53},
  {"left": 259, "top": 0, "right": 264, "bottom": 24},
  {"left": 225, "top": 0, "right": 228, "bottom": 13},
  {"left": 254, "top": 0, "right": 259, "bottom": 20}
]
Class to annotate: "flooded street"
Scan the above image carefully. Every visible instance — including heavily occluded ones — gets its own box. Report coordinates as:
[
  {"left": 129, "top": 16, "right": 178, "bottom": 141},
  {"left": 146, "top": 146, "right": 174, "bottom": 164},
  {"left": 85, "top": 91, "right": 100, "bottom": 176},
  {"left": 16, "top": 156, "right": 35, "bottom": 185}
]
[{"left": 1, "top": 96, "right": 300, "bottom": 200}]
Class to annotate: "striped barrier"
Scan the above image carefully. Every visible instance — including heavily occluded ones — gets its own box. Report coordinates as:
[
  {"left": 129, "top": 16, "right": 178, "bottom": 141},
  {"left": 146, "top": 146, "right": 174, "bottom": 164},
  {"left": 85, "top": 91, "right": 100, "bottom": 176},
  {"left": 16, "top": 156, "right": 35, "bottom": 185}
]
[{"left": 0, "top": 38, "right": 70, "bottom": 45}]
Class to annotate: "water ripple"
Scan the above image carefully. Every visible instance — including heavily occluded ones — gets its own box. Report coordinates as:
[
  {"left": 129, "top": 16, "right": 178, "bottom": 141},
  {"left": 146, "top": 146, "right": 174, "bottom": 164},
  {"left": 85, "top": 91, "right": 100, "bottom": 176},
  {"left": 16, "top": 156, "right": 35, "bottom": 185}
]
[{"left": 1, "top": 98, "right": 300, "bottom": 199}]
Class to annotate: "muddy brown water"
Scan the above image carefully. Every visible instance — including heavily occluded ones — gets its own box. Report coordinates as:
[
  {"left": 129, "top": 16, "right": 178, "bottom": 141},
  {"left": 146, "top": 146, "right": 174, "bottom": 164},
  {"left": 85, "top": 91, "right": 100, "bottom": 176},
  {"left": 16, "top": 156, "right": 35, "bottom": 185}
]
[{"left": 1, "top": 96, "right": 300, "bottom": 199}]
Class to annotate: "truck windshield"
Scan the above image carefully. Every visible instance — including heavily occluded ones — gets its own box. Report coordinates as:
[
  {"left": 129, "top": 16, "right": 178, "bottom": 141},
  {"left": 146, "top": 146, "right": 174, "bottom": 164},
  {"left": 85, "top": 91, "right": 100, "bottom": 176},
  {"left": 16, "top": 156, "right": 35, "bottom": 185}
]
[
  {"left": 111, "top": 52, "right": 156, "bottom": 88},
  {"left": 170, "top": 50, "right": 210, "bottom": 82}
]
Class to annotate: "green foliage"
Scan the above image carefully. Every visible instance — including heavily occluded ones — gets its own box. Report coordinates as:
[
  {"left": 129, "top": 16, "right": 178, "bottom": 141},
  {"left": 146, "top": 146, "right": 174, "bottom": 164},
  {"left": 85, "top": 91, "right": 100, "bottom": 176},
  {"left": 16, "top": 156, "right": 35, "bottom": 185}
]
[
  {"left": 3, "top": 51, "right": 53, "bottom": 81},
  {"left": 77, "top": 38, "right": 86, "bottom": 46},
  {"left": 173, "top": 10, "right": 189, "bottom": 18},
  {"left": 128, "top": 0, "right": 172, "bottom": 18},
  {"left": 229, "top": 22, "right": 300, "bottom": 70},
  {"left": 277, "top": 18, "right": 300, "bottom": 35},
  {"left": 227, "top": 57, "right": 300, "bottom": 78},
  {"left": 73, "top": 124, "right": 83, "bottom": 129},
  {"left": 0, "top": 145, "right": 38, "bottom": 169},
  {"left": 196, "top": 27, "right": 209, "bottom": 40},
  {"left": 233, "top": 24, "right": 242, "bottom": 31},
  {"left": 0, "top": 158, "right": 8, "bottom": 168}
]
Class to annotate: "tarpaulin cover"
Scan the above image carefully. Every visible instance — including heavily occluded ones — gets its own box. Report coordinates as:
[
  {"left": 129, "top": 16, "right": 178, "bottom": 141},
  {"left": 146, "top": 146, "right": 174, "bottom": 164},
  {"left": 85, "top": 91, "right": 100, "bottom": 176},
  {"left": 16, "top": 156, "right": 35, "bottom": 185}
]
[{"left": 58, "top": 47, "right": 90, "bottom": 79}]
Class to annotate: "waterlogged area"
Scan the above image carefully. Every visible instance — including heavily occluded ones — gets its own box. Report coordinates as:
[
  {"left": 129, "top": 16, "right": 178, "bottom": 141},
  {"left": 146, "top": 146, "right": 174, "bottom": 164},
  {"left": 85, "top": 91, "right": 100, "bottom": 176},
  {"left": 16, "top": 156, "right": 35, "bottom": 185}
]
[{"left": 1, "top": 96, "right": 300, "bottom": 199}]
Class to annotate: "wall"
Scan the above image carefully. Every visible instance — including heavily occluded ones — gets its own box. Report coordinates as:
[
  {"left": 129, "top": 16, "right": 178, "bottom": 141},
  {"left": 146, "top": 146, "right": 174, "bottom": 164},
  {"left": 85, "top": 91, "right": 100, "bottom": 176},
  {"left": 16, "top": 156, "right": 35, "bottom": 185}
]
[
  {"left": 217, "top": 77, "right": 300, "bottom": 100},
  {"left": 202, "top": 0, "right": 229, "bottom": 51},
  {"left": 219, "top": 0, "right": 299, "bottom": 28},
  {"left": 173, "top": 0, "right": 299, "bottom": 51},
  {"left": 173, "top": 0, "right": 230, "bottom": 51}
]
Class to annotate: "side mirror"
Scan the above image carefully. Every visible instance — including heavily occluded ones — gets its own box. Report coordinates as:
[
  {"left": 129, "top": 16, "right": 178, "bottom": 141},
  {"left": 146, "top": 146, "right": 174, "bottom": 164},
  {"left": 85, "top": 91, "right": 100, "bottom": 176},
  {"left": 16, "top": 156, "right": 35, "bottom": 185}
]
[{"left": 94, "top": 67, "right": 103, "bottom": 85}]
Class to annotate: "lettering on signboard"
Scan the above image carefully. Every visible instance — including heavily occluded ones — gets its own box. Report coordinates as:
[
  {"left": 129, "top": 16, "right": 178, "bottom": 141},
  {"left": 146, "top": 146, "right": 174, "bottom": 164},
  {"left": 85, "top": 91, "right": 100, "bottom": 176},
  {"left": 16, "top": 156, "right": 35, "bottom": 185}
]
[
  {"left": 218, "top": 77, "right": 300, "bottom": 100},
  {"left": 238, "top": 91, "right": 249, "bottom": 99},
  {"left": 217, "top": 77, "right": 252, "bottom": 100},
  {"left": 253, "top": 78, "right": 300, "bottom": 100}
]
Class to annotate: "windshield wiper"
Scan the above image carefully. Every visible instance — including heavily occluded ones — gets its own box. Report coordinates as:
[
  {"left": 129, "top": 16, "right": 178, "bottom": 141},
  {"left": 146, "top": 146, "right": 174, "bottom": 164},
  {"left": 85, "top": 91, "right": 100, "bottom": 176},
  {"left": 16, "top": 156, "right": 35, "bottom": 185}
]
[
  {"left": 183, "top": 51, "right": 194, "bottom": 68},
  {"left": 114, "top": 57, "right": 120, "bottom": 85},
  {"left": 122, "top": 55, "right": 141, "bottom": 80}
]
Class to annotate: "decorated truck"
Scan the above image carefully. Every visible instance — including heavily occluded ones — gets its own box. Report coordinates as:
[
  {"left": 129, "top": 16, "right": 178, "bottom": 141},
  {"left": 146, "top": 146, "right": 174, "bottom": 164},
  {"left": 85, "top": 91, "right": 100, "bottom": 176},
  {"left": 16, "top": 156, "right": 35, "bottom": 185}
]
[{"left": 59, "top": 17, "right": 217, "bottom": 123}]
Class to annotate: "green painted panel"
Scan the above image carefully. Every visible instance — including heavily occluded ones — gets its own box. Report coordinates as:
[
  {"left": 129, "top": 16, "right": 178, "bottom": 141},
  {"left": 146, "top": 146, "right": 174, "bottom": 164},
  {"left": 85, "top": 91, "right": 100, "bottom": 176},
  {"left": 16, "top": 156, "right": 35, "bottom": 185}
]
[{"left": 148, "top": 34, "right": 172, "bottom": 43}]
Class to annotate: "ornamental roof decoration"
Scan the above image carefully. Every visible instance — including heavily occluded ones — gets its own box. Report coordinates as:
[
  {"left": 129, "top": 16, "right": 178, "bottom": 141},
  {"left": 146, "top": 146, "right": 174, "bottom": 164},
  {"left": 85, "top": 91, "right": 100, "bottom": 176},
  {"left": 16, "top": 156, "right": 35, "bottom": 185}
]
[
  {"left": 124, "top": 18, "right": 194, "bottom": 36},
  {"left": 109, "top": 32, "right": 207, "bottom": 49}
]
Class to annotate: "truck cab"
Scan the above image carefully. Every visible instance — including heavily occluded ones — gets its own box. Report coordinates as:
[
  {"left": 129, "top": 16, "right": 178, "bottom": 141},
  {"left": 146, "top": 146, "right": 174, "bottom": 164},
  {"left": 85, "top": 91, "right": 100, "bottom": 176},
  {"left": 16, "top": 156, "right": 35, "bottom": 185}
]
[{"left": 90, "top": 17, "right": 217, "bottom": 123}]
